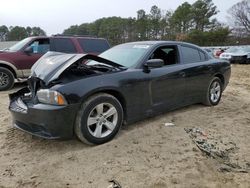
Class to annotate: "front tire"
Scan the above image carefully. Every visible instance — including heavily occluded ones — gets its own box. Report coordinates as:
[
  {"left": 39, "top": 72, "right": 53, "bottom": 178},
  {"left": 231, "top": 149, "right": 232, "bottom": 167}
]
[
  {"left": 75, "top": 93, "right": 123, "bottom": 145},
  {"left": 0, "top": 67, "right": 15, "bottom": 91},
  {"left": 203, "top": 77, "right": 222, "bottom": 106}
]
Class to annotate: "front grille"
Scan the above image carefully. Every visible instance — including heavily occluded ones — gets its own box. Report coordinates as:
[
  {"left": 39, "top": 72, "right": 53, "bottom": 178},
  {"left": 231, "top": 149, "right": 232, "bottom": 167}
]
[{"left": 231, "top": 56, "right": 246, "bottom": 60}]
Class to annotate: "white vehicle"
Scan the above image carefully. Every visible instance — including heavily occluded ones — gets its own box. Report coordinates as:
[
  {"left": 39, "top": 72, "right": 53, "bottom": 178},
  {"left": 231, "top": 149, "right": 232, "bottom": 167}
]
[{"left": 219, "top": 46, "right": 250, "bottom": 64}]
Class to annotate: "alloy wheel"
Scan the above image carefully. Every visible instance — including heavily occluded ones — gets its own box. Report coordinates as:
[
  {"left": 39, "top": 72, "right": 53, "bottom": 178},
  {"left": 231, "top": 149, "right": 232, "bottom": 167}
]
[
  {"left": 210, "top": 81, "right": 221, "bottom": 103},
  {"left": 0, "top": 72, "right": 9, "bottom": 87},
  {"left": 87, "top": 102, "right": 118, "bottom": 138}
]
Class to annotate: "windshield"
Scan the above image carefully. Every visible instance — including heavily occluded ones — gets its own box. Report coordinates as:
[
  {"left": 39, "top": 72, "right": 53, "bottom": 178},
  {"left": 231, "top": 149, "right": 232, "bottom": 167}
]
[
  {"left": 87, "top": 43, "right": 151, "bottom": 67},
  {"left": 226, "top": 46, "right": 250, "bottom": 53},
  {"left": 6, "top": 38, "right": 31, "bottom": 52}
]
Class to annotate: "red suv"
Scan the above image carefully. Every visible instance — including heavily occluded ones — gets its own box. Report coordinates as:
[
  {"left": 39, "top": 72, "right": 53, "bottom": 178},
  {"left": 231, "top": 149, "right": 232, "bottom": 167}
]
[{"left": 0, "top": 35, "right": 110, "bottom": 91}]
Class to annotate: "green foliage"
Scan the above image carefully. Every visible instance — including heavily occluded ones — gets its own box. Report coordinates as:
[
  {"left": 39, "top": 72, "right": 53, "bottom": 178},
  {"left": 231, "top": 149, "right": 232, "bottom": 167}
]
[
  {"left": 186, "top": 27, "right": 231, "bottom": 46},
  {"left": 0, "top": 25, "right": 9, "bottom": 41},
  {"left": 62, "top": 1, "right": 230, "bottom": 46},
  {"left": 170, "top": 2, "right": 193, "bottom": 34},
  {"left": 63, "top": 25, "right": 80, "bottom": 35},
  {"left": 192, "top": 0, "right": 218, "bottom": 31},
  {"left": 29, "top": 27, "right": 46, "bottom": 36},
  {"left": 63, "top": 17, "right": 137, "bottom": 45},
  {"left": 136, "top": 9, "right": 149, "bottom": 40},
  {"left": 0, "top": 25, "right": 46, "bottom": 41},
  {"left": 97, "top": 17, "right": 124, "bottom": 44},
  {"left": 148, "top": 5, "right": 162, "bottom": 39},
  {"left": 1, "top": 0, "right": 247, "bottom": 45},
  {"left": 7, "top": 26, "right": 28, "bottom": 41}
]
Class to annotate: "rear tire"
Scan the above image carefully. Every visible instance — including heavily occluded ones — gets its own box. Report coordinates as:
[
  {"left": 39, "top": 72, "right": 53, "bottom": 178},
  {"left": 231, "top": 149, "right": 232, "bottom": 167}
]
[
  {"left": 0, "top": 67, "right": 15, "bottom": 91},
  {"left": 75, "top": 93, "right": 123, "bottom": 145},
  {"left": 203, "top": 77, "right": 222, "bottom": 106}
]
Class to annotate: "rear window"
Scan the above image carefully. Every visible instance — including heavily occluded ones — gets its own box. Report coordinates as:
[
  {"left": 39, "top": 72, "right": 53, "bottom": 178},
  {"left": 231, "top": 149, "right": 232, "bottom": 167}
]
[
  {"left": 199, "top": 51, "right": 207, "bottom": 61},
  {"left": 51, "top": 38, "right": 77, "bottom": 53},
  {"left": 78, "top": 38, "right": 110, "bottom": 53},
  {"left": 181, "top": 46, "right": 203, "bottom": 63}
]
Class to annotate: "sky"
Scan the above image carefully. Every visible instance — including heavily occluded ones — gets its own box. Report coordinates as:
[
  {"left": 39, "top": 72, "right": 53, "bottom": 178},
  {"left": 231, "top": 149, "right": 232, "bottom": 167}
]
[{"left": 0, "top": 0, "right": 241, "bottom": 35}]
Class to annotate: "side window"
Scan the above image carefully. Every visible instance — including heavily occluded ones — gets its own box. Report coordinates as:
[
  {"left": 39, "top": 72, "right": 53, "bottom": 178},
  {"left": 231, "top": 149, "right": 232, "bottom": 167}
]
[
  {"left": 77, "top": 38, "right": 110, "bottom": 53},
  {"left": 150, "top": 45, "right": 178, "bottom": 66},
  {"left": 51, "top": 38, "right": 77, "bottom": 53},
  {"left": 28, "top": 39, "right": 50, "bottom": 54},
  {"left": 181, "top": 46, "right": 201, "bottom": 63}
]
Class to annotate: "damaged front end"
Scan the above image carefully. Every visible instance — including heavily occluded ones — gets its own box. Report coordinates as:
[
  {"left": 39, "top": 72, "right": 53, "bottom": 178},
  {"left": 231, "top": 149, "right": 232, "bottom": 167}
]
[
  {"left": 9, "top": 76, "right": 43, "bottom": 113},
  {"left": 9, "top": 52, "right": 123, "bottom": 139},
  {"left": 8, "top": 78, "right": 78, "bottom": 139}
]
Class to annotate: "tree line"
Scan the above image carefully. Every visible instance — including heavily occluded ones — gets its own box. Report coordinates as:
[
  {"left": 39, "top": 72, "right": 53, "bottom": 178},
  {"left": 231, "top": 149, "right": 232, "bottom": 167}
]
[
  {"left": 0, "top": 0, "right": 249, "bottom": 46},
  {"left": 63, "top": 0, "right": 248, "bottom": 46},
  {"left": 0, "top": 26, "right": 46, "bottom": 41}
]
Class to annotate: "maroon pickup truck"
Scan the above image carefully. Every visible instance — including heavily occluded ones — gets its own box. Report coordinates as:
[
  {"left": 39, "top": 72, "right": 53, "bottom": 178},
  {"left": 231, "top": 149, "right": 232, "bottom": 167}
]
[{"left": 0, "top": 35, "right": 110, "bottom": 91}]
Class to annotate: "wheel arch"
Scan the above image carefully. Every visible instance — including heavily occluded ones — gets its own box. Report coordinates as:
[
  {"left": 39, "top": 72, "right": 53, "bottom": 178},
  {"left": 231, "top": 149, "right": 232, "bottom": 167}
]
[
  {"left": 213, "top": 73, "right": 224, "bottom": 87},
  {"left": 82, "top": 89, "right": 127, "bottom": 122},
  {"left": 0, "top": 61, "right": 17, "bottom": 78}
]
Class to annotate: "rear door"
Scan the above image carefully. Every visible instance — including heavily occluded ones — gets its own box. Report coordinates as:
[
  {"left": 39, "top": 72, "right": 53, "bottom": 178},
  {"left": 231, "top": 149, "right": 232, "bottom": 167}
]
[
  {"left": 50, "top": 38, "right": 77, "bottom": 53},
  {"left": 77, "top": 38, "right": 110, "bottom": 55},
  {"left": 179, "top": 45, "right": 212, "bottom": 103}
]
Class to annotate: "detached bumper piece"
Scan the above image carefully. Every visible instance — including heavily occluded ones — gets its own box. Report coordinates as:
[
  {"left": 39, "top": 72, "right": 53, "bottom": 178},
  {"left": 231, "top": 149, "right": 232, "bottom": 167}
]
[
  {"left": 9, "top": 87, "right": 79, "bottom": 140},
  {"left": 9, "top": 97, "right": 28, "bottom": 114}
]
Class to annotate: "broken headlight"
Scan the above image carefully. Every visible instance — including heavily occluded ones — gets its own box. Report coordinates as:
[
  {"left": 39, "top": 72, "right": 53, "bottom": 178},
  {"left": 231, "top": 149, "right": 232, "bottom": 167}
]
[{"left": 37, "top": 89, "right": 67, "bottom": 105}]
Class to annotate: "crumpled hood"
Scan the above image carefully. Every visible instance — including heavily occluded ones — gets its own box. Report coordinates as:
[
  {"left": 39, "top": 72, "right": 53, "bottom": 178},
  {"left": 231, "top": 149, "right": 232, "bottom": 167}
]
[
  {"left": 31, "top": 51, "right": 123, "bottom": 85},
  {"left": 31, "top": 52, "right": 85, "bottom": 85}
]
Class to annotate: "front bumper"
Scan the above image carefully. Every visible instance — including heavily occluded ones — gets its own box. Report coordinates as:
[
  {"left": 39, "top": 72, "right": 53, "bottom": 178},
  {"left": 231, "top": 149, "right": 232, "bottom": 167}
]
[
  {"left": 9, "top": 87, "right": 80, "bottom": 139},
  {"left": 230, "top": 56, "right": 247, "bottom": 64},
  {"left": 221, "top": 57, "right": 247, "bottom": 64}
]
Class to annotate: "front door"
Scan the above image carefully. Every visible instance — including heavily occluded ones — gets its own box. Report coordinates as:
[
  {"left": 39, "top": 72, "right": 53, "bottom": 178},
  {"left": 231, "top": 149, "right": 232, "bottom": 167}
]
[
  {"left": 16, "top": 38, "right": 50, "bottom": 76},
  {"left": 146, "top": 45, "right": 186, "bottom": 111}
]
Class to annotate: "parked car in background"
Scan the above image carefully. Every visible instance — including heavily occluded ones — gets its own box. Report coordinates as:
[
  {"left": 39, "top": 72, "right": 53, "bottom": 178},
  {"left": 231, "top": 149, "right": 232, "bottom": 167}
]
[
  {"left": 214, "top": 48, "right": 225, "bottom": 58},
  {"left": 219, "top": 46, "right": 250, "bottom": 64},
  {"left": 0, "top": 35, "right": 110, "bottom": 91},
  {"left": 9, "top": 41, "right": 231, "bottom": 145}
]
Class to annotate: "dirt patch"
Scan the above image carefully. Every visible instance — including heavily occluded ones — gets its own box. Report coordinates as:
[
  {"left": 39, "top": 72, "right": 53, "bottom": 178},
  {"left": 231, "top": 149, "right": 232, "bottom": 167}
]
[{"left": 0, "top": 65, "right": 249, "bottom": 187}]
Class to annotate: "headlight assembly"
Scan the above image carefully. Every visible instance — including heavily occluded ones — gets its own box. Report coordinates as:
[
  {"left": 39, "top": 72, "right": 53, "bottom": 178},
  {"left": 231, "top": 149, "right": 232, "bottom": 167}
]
[{"left": 37, "top": 89, "right": 67, "bottom": 105}]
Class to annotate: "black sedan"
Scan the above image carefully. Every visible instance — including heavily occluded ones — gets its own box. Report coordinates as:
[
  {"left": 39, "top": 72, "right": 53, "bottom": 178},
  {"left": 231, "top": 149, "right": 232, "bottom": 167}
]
[{"left": 9, "top": 41, "right": 231, "bottom": 145}]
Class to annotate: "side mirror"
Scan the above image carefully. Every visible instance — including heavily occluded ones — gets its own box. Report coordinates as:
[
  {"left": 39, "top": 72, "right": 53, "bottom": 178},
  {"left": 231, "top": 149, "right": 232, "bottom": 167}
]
[
  {"left": 143, "top": 59, "right": 164, "bottom": 72},
  {"left": 24, "top": 46, "right": 33, "bottom": 54}
]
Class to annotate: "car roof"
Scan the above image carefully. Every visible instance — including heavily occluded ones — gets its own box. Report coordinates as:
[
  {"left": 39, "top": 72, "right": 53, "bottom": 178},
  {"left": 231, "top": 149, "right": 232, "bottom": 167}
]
[
  {"left": 117, "top": 40, "right": 201, "bottom": 49},
  {"left": 25, "top": 35, "right": 107, "bottom": 40}
]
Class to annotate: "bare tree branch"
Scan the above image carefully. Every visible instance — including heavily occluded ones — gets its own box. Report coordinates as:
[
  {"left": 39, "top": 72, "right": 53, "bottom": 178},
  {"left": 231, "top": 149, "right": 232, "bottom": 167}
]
[{"left": 229, "top": 0, "right": 250, "bottom": 35}]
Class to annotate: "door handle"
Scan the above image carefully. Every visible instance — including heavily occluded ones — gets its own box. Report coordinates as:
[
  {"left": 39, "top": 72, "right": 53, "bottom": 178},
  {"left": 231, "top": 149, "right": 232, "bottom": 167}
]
[
  {"left": 207, "top": 65, "right": 213, "bottom": 71},
  {"left": 179, "top": 72, "right": 186, "bottom": 77}
]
